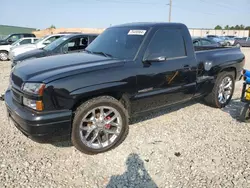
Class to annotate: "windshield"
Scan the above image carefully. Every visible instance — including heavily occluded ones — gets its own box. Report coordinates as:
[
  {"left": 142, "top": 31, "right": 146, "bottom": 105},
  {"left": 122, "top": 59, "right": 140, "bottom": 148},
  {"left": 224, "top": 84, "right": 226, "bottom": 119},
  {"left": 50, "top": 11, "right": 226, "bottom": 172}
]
[
  {"left": 86, "top": 27, "right": 148, "bottom": 60},
  {"left": 44, "top": 36, "right": 70, "bottom": 51},
  {"left": 34, "top": 36, "right": 48, "bottom": 44},
  {"left": 11, "top": 38, "right": 23, "bottom": 46},
  {"left": 2, "top": 35, "right": 11, "bottom": 40}
]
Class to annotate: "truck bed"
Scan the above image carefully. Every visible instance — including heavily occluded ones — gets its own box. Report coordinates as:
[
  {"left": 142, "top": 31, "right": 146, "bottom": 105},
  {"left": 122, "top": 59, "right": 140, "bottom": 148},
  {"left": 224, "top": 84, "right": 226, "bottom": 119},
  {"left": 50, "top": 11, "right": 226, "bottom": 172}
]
[{"left": 195, "top": 46, "right": 245, "bottom": 80}]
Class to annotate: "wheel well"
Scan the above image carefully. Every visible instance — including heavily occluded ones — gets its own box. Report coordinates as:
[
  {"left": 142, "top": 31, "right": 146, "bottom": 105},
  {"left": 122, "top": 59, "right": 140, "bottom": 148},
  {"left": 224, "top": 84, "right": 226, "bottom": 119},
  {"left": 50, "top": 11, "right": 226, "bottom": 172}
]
[
  {"left": 72, "top": 92, "right": 131, "bottom": 115},
  {"left": 0, "top": 50, "right": 9, "bottom": 54},
  {"left": 220, "top": 67, "right": 236, "bottom": 79}
]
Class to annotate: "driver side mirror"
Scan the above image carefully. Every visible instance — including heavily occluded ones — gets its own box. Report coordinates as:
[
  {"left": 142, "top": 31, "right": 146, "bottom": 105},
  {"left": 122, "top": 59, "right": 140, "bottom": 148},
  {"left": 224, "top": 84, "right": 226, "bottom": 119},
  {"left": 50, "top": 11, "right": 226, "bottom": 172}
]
[
  {"left": 43, "top": 40, "right": 51, "bottom": 45},
  {"left": 7, "top": 39, "right": 12, "bottom": 43}
]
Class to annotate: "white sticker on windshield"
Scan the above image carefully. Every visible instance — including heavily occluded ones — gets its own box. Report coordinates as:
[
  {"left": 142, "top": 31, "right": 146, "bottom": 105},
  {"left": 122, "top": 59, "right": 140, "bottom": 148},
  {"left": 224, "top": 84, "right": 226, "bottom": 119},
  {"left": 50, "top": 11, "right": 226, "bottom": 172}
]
[{"left": 128, "top": 30, "right": 146, "bottom": 35}]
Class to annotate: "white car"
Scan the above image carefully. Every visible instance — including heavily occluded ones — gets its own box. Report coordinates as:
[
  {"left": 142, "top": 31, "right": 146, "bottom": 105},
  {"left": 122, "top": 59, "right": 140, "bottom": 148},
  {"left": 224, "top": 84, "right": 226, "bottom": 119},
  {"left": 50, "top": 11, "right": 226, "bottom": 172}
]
[
  {"left": 0, "top": 37, "right": 37, "bottom": 61},
  {"left": 9, "top": 34, "right": 67, "bottom": 60}
]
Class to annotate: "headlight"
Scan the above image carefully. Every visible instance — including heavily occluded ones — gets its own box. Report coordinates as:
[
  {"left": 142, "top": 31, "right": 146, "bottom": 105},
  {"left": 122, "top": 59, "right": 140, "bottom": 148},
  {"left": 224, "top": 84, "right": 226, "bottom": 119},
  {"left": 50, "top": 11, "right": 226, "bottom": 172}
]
[
  {"left": 23, "top": 97, "right": 44, "bottom": 111},
  {"left": 22, "top": 83, "right": 45, "bottom": 96}
]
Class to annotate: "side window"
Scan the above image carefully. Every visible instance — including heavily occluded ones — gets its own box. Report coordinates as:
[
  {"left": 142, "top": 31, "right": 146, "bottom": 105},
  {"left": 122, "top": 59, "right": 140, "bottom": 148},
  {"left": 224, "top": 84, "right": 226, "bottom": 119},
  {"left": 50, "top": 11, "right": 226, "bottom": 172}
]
[
  {"left": 19, "top": 39, "right": 32, "bottom": 45},
  {"left": 9, "top": 34, "right": 22, "bottom": 42},
  {"left": 144, "top": 29, "right": 186, "bottom": 60},
  {"left": 88, "top": 36, "right": 97, "bottom": 44},
  {"left": 201, "top": 39, "right": 212, "bottom": 45},
  {"left": 23, "top": 34, "right": 32, "bottom": 37},
  {"left": 43, "top": 36, "right": 61, "bottom": 45},
  {"left": 61, "top": 38, "right": 77, "bottom": 53}
]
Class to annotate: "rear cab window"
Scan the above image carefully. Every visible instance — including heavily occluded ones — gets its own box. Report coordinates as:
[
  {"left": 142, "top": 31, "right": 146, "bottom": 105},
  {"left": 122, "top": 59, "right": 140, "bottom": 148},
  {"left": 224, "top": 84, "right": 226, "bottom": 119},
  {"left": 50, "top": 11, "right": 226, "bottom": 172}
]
[{"left": 144, "top": 28, "right": 186, "bottom": 60}]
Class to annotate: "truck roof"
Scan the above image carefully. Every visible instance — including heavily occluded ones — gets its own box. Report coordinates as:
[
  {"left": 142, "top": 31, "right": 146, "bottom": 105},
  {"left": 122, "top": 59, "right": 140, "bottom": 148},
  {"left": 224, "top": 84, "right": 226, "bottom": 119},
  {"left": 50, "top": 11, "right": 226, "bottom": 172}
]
[{"left": 111, "top": 22, "right": 186, "bottom": 28}]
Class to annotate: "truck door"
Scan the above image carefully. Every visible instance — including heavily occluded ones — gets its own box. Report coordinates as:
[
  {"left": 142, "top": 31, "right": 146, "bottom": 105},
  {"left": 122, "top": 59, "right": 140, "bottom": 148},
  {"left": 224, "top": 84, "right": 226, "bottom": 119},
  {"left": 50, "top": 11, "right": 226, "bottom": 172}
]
[{"left": 131, "top": 28, "right": 197, "bottom": 113}]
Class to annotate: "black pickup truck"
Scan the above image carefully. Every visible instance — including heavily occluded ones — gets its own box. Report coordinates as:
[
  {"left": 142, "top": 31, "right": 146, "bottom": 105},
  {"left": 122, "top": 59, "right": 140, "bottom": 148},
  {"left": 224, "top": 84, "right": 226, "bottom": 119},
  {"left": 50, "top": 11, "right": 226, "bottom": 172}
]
[{"left": 5, "top": 22, "right": 245, "bottom": 154}]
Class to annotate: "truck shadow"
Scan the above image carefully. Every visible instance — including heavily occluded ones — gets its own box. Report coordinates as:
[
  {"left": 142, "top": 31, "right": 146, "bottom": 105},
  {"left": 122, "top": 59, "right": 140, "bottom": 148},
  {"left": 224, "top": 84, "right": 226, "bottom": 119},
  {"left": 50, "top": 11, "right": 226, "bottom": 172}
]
[
  {"left": 51, "top": 100, "right": 197, "bottom": 148},
  {"left": 130, "top": 99, "right": 197, "bottom": 125},
  {"left": 222, "top": 98, "right": 244, "bottom": 121},
  {"left": 106, "top": 153, "right": 158, "bottom": 188}
]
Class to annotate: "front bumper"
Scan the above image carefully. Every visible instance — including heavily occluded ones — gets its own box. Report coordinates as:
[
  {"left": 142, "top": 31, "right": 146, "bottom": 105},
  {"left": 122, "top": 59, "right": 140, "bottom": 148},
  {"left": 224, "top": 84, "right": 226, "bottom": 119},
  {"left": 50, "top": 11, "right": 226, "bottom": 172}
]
[{"left": 4, "top": 89, "right": 72, "bottom": 142}]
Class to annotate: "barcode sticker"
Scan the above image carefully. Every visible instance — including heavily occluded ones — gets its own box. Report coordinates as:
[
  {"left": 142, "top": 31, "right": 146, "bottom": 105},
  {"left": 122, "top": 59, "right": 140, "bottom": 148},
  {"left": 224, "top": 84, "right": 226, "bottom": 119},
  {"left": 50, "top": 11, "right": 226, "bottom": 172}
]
[{"left": 128, "top": 30, "right": 146, "bottom": 35}]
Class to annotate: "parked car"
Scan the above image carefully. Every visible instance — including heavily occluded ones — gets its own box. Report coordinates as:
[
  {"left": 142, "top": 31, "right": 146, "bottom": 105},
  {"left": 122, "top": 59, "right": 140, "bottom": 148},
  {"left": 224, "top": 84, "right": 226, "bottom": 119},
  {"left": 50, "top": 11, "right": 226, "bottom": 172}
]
[
  {"left": 11, "top": 37, "right": 38, "bottom": 48},
  {"left": 192, "top": 37, "right": 221, "bottom": 47},
  {"left": 5, "top": 22, "right": 245, "bottom": 154},
  {"left": 207, "top": 36, "right": 227, "bottom": 46},
  {"left": 11, "top": 34, "right": 98, "bottom": 68},
  {"left": 0, "top": 33, "right": 36, "bottom": 45},
  {"left": 219, "top": 36, "right": 235, "bottom": 46},
  {"left": 9, "top": 34, "right": 67, "bottom": 60},
  {"left": 0, "top": 35, "right": 37, "bottom": 61},
  {"left": 234, "top": 37, "right": 250, "bottom": 47}
]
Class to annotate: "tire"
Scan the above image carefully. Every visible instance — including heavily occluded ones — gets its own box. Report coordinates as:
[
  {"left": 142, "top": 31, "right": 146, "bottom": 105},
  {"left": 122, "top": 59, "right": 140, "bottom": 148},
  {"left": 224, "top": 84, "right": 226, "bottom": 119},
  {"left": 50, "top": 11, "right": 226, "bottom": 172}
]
[
  {"left": 239, "top": 103, "right": 250, "bottom": 123},
  {"left": 71, "top": 96, "right": 129, "bottom": 154},
  {"left": 0, "top": 51, "right": 8, "bottom": 61},
  {"left": 236, "top": 43, "right": 241, "bottom": 47},
  {"left": 227, "top": 42, "right": 231, "bottom": 46},
  {"left": 204, "top": 71, "right": 235, "bottom": 108}
]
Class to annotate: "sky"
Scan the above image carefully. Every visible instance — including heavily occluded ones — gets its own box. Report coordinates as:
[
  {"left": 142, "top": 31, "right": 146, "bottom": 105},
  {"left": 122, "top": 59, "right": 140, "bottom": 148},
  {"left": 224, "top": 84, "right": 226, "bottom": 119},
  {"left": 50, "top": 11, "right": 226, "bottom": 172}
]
[{"left": 0, "top": 0, "right": 250, "bottom": 30}]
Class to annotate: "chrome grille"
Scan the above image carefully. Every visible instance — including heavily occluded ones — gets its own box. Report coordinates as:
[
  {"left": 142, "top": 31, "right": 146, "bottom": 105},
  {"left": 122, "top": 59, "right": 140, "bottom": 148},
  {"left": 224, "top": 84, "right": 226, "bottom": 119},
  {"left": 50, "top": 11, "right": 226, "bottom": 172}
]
[
  {"left": 11, "top": 73, "right": 23, "bottom": 88},
  {"left": 12, "top": 89, "right": 22, "bottom": 104}
]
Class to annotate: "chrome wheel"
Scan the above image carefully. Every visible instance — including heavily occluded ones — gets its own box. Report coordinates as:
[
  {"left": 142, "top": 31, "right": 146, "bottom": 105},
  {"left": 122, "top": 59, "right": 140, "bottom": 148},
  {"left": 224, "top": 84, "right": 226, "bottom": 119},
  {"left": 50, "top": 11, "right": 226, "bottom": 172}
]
[
  {"left": 0, "top": 52, "right": 8, "bottom": 61},
  {"left": 79, "top": 106, "right": 122, "bottom": 149},
  {"left": 218, "top": 76, "right": 233, "bottom": 104},
  {"left": 236, "top": 43, "right": 241, "bottom": 47}
]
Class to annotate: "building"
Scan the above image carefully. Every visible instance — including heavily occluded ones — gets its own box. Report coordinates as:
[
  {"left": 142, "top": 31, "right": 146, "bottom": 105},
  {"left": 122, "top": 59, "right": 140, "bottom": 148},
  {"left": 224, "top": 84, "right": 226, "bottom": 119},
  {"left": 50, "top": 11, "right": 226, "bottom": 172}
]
[
  {"left": 189, "top": 28, "right": 249, "bottom": 37},
  {"left": 0, "top": 25, "right": 37, "bottom": 39}
]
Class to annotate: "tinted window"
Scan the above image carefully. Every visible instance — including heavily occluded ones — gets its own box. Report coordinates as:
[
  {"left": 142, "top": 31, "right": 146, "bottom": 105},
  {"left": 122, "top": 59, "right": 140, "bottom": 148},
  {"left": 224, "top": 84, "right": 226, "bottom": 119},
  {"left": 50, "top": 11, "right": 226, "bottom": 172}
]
[
  {"left": 9, "top": 34, "right": 22, "bottom": 42},
  {"left": 145, "top": 29, "right": 186, "bottom": 60},
  {"left": 61, "top": 37, "right": 88, "bottom": 52},
  {"left": 86, "top": 27, "right": 148, "bottom": 60},
  {"left": 201, "top": 39, "right": 212, "bottom": 45},
  {"left": 43, "top": 36, "right": 62, "bottom": 45},
  {"left": 19, "top": 39, "right": 32, "bottom": 45},
  {"left": 23, "top": 34, "right": 33, "bottom": 37},
  {"left": 88, "top": 36, "right": 97, "bottom": 44}
]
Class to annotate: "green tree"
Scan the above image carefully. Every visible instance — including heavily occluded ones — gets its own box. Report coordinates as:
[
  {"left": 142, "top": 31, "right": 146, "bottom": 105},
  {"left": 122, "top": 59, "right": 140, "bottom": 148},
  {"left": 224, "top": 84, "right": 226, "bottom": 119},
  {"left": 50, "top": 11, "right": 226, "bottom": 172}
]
[
  {"left": 224, "top": 25, "right": 230, "bottom": 30},
  {"left": 215, "top": 25, "right": 222, "bottom": 30},
  {"left": 235, "top": 25, "right": 240, "bottom": 30},
  {"left": 48, "top": 25, "right": 56, "bottom": 29},
  {"left": 245, "top": 26, "right": 250, "bottom": 30},
  {"left": 230, "top": 26, "right": 235, "bottom": 30},
  {"left": 240, "top": 24, "right": 245, "bottom": 30}
]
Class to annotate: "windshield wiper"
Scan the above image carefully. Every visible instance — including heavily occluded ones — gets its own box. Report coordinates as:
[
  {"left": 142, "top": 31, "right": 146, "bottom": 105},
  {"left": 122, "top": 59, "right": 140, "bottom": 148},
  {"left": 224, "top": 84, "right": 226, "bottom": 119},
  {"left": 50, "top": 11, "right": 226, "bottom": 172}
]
[
  {"left": 92, "top": 51, "right": 113, "bottom": 58},
  {"left": 84, "top": 50, "right": 113, "bottom": 58}
]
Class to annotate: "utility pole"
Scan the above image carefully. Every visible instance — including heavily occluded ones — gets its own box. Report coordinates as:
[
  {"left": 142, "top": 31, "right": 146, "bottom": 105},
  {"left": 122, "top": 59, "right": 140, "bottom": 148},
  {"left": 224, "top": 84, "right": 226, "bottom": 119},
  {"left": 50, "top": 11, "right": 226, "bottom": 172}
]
[{"left": 168, "top": 0, "right": 172, "bottom": 22}]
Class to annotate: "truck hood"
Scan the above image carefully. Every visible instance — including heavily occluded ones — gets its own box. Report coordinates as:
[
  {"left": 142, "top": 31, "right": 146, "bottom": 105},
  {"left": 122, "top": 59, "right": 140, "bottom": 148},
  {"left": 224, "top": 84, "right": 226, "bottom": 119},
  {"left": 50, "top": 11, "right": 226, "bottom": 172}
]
[
  {"left": 14, "top": 49, "right": 46, "bottom": 62},
  {"left": 12, "top": 53, "right": 124, "bottom": 87},
  {"left": 12, "top": 44, "right": 37, "bottom": 51}
]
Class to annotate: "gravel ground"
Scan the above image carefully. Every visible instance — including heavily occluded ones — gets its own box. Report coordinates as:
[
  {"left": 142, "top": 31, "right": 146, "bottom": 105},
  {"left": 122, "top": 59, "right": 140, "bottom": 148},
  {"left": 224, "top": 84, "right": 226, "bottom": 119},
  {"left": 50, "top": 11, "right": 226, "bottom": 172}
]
[{"left": 1, "top": 48, "right": 250, "bottom": 188}]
